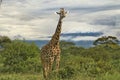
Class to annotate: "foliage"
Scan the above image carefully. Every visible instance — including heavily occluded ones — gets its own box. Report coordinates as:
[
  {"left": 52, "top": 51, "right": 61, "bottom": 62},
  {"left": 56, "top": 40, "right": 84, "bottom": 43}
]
[
  {"left": 0, "top": 36, "right": 120, "bottom": 80},
  {"left": 0, "top": 36, "right": 11, "bottom": 52},
  {"left": 58, "top": 66, "right": 76, "bottom": 79},
  {"left": 0, "top": 36, "right": 11, "bottom": 46},
  {"left": 93, "top": 36, "right": 119, "bottom": 46},
  {"left": 0, "top": 74, "right": 42, "bottom": 80},
  {"left": 60, "top": 40, "right": 75, "bottom": 49},
  {"left": 0, "top": 40, "right": 41, "bottom": 73}
]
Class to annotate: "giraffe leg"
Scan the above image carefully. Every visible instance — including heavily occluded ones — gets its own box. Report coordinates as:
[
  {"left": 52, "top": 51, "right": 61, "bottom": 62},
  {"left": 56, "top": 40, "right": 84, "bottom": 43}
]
[
  {"left": 41, "top": 61, "right": 47, "bottom": 79},
  {"left": 55, "top": 54, "right": 60, "bottom": 71},
  {"left": 49, "top": 57, "right": 54, "bottom": 72},
  {"left": 41, "top": 58, "right": 49, "bottom": 79},
  {"left": 43, "top": 67, "right": 47, "bottom": 79}
]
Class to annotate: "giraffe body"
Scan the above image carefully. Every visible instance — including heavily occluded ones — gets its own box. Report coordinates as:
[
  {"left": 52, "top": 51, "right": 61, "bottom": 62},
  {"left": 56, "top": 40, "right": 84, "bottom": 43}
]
[
  {"left": 41, "top": 43, "right": 60, "bottom": 77},
  {"left": 40, "top": 8, "right": 67, "bottom": 79}
]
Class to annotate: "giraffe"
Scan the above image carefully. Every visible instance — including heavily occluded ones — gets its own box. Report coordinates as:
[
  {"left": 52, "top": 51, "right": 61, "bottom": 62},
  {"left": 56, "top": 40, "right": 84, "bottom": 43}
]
[{"left": 40, "top": 8, "right": 67, "bottom": 79}]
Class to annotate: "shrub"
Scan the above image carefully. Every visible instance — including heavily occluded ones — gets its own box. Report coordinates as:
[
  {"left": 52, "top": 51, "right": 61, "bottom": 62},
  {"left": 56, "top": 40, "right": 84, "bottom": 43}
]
[
  {"left": 1, "top": 40, "right": 41, "bottom": 73},
  {"left": 59, "top": 66, "right": 76, "bottom": 79}
]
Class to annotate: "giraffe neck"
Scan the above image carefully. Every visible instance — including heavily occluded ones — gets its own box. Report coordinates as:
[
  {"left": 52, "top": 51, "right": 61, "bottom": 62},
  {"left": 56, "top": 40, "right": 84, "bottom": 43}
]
[{"left": 50, "top": 17, "right": 63, "bottom": 46}]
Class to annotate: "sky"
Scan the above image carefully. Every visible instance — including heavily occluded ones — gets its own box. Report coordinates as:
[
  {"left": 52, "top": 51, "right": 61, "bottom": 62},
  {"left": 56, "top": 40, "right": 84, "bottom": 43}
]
[{"left": 0, "top": 0, "right": 120, "bottom": 41}]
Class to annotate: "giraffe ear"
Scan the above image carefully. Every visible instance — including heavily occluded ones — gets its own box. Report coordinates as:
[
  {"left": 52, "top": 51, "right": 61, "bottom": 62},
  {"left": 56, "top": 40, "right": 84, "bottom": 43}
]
[
  {"left": 66, "top": 11, "right": 69, "bottom": 14},
  {"left": 54, "top": 12, "right": 57, "bottom": 14},
  {"left": 56, "top": 12, "right": 60, "bottom": 14}
]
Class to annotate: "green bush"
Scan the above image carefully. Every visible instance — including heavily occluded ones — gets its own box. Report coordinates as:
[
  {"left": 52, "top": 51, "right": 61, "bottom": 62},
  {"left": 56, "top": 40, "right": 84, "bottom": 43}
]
[
  {"left": 0, "top": 37, "right": 120, "bottom": 80},
  {"left": 1, "top": 40, "right": 41, "bottom": 73},
  {"left": 59, "top": 66, "right": 76, "bottom": 79}
]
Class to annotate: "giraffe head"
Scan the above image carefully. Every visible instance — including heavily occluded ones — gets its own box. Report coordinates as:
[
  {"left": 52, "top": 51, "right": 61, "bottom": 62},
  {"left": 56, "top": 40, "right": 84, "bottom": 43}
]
[{"left": 56, "top": 8, "right": 67, "bottom": 19}]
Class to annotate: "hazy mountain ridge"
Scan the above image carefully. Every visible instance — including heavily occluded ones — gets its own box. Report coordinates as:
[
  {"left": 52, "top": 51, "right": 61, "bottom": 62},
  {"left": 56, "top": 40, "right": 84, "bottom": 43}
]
[{"left": 25, "top": 40, "right": 94, "bottom": 48}]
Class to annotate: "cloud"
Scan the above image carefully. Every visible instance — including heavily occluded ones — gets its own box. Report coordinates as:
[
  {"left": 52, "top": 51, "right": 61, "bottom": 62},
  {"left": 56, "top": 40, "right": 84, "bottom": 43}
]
[
  {"left": 62, "top": 21, "right": 108, "bottom": 33},
  {"left": 60, "top": 32, "right": 103, "bottom": 41},
  {"left": 61, "top": 32, "right": 103, "bottom": 38},
  {"left": 71, "top": 36, "right": 99, "bottom": 41},
  {"left": 91, "top": 17, "right": 116, "bottom": 26},
  {"left": 0, "top": 27, "right": 9, "bottom": 31},
  {"left": 0, "top": 0, "right": 120, "bottom": 41}
]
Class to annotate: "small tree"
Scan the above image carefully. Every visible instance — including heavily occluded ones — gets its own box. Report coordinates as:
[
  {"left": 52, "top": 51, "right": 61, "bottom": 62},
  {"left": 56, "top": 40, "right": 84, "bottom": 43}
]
[
  {"left": 0, "top": 36, "right": 11, "bottom": 50},
  {"left": 93, "top": 36, "right": 119, "bottom": 46},
  {"left": 0, "top": 36, "right": 11, "bottom": 43}
]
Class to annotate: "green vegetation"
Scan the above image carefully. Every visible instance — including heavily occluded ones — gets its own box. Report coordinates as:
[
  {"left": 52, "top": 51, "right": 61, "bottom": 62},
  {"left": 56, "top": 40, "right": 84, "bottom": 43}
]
[{"left": 0, "top": 36, "right": 120, "bottom": 80}]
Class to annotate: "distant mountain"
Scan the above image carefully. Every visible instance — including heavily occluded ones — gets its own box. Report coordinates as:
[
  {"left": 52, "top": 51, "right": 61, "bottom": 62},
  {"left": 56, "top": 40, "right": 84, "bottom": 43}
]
[
  {"left": 72, "top": 40, "right": 94, "bottom": 48},
  {"left": 61, "top": 32, "right": 103, "bottom": 37},
  {"left": 25, "top": 40, "right": 94, "bottom": 48},
  {"left": 13, "top": 32, "right": 102, "bottom": 48},
  {"left": 25, "top": 40, "right": 48, "bottom": 47}
]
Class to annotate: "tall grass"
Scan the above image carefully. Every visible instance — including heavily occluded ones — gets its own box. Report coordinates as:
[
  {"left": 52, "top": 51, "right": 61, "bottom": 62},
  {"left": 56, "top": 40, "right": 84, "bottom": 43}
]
[
  {"left": 96, "top": 72, "right": 120, "bottom": 80},
  {"left": 0, "top": 74, "right": 43, "bottom": 80},
  {"left": 0, "top": 72, "right": 120, "bottom": 80}
]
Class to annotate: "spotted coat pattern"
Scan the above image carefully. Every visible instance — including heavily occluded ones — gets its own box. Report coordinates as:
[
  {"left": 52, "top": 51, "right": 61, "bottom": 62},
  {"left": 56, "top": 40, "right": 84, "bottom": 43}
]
[{"left": 40, "top": 8, "right": 67, "bottom": 79}]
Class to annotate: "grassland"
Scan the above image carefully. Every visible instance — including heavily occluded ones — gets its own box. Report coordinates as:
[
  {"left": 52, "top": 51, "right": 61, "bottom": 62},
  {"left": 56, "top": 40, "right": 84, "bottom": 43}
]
[{"left": 0, "top": 72, "right": 120, "bottom": 80}]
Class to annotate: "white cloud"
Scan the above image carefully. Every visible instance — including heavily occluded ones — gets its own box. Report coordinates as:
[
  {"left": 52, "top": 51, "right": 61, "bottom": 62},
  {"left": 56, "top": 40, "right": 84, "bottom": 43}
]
[
  {"left": 71, "top": 36, "right": 99, "bottom": 41},
  {"left": 62, "top": 21, "right": 108, "bottom": 33},
  {"left": 0, "top": 0, "right": 120, "bottom": 41}
]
